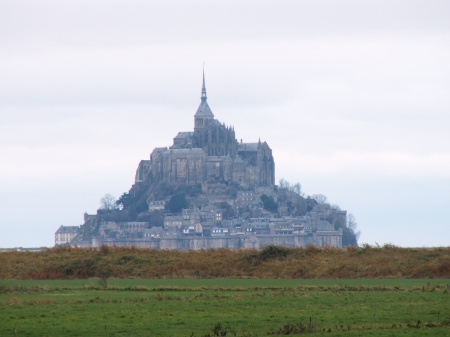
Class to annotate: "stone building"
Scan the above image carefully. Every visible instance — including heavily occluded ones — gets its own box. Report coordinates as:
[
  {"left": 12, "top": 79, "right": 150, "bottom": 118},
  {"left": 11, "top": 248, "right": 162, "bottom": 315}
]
[
  {"left": 135, "top": 72, "right": 275, "bottom": 188},
  {"left": 55, "top": 225, "right": 80, "bottom": 246}
]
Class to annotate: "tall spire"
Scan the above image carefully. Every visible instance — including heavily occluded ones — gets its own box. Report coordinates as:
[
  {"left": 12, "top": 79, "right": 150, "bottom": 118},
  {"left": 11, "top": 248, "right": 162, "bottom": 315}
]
[
  {"left": 195, "top": 67, "right": 214, "bottom": 119},
  {"left": 201, "top": 67, "right": 207, "bottom": 100}
]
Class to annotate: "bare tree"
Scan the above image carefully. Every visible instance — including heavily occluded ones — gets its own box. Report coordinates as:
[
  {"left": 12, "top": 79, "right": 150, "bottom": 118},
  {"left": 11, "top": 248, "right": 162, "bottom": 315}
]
[
  {"left": 347, "top": 213, "right": 360, "bottom": 238},
  {"left": 311, "top": 193, "right": 328, "bottom": 204},
  {"left": 278, "top": 178, "right": 303, "bottom": 196},
  {"left": 99, "top": 193, "right": 118, "bottom": 210},
  {"left": 292, "top": 183, "right": 302, "bottom": 196},
  {"left": 278, "top": 178, "right": 289, "bottom": 189},
  {"left": 343, "top": 213, "right": 361, "bottom": 247}
]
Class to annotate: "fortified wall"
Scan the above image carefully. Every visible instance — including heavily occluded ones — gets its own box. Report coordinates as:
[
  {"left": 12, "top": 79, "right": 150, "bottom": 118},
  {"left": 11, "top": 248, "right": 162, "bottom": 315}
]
[{"left": 92, "top": 230, "right": 342, "bottom": 250}]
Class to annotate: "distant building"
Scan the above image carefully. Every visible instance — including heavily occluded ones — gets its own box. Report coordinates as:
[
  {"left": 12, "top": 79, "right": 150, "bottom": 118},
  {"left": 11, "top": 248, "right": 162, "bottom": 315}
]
[
  {"left": 61, "top": 72, "right": 345, "bottom": 250},
  {"left": 55, "top": 225, "right": 80, "bottom": 246},
  {"left": 148, "top": 200, "right": 165, "bottom": 212},
  {"left": 164, "top": 215, "right": 184, "bottom": 228},
  {"left": 144, "top": 227, "right": 163, "bottom": 239}
]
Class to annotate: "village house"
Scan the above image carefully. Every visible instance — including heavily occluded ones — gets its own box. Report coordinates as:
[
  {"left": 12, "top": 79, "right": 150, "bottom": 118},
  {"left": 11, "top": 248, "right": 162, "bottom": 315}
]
[
  {"left": 148, "top": 200, "right": 165, "bottom": 212},
  {"left": 55, "top": 225, "right": 80, "bottom": 246}
]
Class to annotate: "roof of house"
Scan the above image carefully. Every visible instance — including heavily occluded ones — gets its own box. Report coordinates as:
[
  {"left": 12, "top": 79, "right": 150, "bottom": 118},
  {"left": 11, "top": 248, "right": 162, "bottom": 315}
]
[{"left": 55, "top": 225, "right": 79, "bottom": 234}]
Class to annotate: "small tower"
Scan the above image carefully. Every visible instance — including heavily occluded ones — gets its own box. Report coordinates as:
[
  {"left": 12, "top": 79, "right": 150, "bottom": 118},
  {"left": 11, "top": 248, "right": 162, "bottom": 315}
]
[{"left": 194, "top": 70, "right": 214, "bottom": 131}]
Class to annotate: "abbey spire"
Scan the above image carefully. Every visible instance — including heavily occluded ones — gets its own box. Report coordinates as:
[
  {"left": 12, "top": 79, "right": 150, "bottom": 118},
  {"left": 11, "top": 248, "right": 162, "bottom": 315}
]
[
  {"left": 201, "top": 68, "right": 207, "bottom": 100},
  {"left": 194, "top": 69, "right": 214, "bottom": 131}
]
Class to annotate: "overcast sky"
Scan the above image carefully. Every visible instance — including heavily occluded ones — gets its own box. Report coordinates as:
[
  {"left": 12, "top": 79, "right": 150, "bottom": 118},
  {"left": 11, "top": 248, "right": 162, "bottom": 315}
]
[{"left": 1, "top": 0, "right": 449, "bottom": 248}]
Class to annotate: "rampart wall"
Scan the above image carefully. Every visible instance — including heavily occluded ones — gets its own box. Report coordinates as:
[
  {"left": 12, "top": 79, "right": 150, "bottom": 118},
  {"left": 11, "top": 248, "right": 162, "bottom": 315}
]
[{"left": 92, "top": 233, "right": 342, "bottom": 250}]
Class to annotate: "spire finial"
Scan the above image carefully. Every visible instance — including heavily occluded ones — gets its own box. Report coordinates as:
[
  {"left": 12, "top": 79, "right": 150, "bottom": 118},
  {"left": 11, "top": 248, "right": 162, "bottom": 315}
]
[{"left": 201, "top": 64, "right": 207, "bottom": 100}]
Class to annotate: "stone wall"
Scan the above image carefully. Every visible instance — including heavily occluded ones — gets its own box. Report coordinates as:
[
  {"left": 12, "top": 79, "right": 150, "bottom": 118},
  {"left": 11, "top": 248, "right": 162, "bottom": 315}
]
[{"left": 92, "top": 232, "right": 342, "bottom": 250}]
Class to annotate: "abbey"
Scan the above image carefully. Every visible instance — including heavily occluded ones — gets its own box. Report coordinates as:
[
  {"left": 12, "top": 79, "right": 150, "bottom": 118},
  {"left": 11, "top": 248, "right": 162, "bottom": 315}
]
[{"left": 135, "top": 72, "right": 275, "bottom": 188}]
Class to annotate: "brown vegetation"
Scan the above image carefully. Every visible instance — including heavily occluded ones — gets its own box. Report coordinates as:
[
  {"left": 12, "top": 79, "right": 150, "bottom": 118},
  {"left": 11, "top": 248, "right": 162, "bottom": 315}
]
[{"left": 0, "top": 245, "right": 449, "bottom": 279}]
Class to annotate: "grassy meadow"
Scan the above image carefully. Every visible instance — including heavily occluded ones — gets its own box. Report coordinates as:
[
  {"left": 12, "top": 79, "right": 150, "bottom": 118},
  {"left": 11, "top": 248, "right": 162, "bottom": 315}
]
[
  {"left": 1, "top": 278, "right": 449, "bottom": 336},
  {"left": 1, "top": 246, "right": 449, "bottom": 336}
]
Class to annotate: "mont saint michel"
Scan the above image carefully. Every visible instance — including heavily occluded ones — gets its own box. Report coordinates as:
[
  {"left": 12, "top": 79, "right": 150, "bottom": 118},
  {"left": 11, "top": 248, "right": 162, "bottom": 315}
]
[{"left": 56, "top": 73, "right": 353, "bottom": 250}]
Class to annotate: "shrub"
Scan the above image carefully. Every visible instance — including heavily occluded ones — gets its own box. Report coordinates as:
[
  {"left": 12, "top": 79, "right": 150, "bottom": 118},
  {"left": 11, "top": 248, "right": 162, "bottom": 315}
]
[{"left": 259, "top": 246, "right": 292, "bottom": 261}]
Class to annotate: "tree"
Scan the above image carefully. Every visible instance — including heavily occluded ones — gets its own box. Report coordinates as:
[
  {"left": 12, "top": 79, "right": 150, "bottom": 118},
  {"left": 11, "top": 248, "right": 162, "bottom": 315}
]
[
  {"left": 278, "top": 178, "right": 289, "bottom": 189},
  {"left": 311, "top": 193, "right": 328, "bottom": 204},
  {"left": 292, "top": 183, "right": 302, "bottom": 196},
  {"left": 220, "top": 202, "right": 236, "bottom": 219},
  {"left": 166, "top": 193, "right": 188, "bottom": 213},
  {"left": 116, "top": 192, "right": 132, "bottom": 209},
  {"left": 342, "top": 213, "right": 361, "bottom": 247},
  {"left": 99, "top": 193, "right": 118, "bottom": 211},
  {"left": 278, "top": 178, "right": 303, "bottom": 196},
  {"left": 260, "top": 194, "right": 278, "bottom": 213}
]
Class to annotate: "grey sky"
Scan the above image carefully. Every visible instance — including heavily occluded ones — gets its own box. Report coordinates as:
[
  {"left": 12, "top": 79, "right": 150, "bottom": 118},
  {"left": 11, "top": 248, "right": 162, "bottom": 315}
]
[{"left": 1, "top": 0, "right": 449, "bottom": 247}]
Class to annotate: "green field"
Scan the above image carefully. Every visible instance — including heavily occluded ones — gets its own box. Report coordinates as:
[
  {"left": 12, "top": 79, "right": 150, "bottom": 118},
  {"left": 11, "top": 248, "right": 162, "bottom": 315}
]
[{"left": 1, "top": 279, "right": 449, "bottom": 337}]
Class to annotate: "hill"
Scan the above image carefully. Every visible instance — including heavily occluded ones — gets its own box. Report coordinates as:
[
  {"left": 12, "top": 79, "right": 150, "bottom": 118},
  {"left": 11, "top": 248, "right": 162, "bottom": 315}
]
[{"left": 63, "top": 74, "right": 358, "bottom": 249}]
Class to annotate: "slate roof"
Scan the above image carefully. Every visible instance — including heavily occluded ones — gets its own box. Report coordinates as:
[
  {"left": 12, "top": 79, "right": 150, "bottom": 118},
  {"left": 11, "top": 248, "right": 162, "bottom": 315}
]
[
  {"left": 55, "top": 225, "right": 79, "bottom": 234},
  {"left": 238, "top": 143, "right": 259, "bottom": 152},
  {"left": 174, "top": 132, "right": 193, "bottom": 139},
  {"left": 164, "top": 148, "right": 204, "bottom": 154}
]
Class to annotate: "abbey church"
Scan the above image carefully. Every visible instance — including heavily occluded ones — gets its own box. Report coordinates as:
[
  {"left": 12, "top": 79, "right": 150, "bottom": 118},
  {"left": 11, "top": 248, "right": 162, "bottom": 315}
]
[{"left": 135, "top": 73, "right": 275, "bottom": 188}]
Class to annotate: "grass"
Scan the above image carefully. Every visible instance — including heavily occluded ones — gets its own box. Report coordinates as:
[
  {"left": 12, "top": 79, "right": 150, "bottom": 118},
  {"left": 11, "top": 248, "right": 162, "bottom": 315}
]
[
  {"left": 1, "top": 246, "right": 449, "bottom": 335},
  {"left": 1, "top": 245, "right": 449, "bottom": 279},
  {"left": 1, "top": 279, "right": 449, "bottom": 336}
]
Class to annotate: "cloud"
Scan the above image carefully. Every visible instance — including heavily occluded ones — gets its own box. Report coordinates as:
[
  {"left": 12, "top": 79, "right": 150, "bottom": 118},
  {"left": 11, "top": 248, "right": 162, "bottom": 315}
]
[
  {"left": 278, "top": 151, "right": 450, "bottom": 177},
  {"left": 2, "top": 1, "right": 449, "bottom": 51}
]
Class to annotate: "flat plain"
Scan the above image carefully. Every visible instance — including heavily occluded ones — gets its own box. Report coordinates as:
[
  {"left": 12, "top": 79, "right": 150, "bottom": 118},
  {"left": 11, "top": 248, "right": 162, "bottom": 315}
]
[{"left": 1, "top": 278, "right": 449, "bottom": 337}]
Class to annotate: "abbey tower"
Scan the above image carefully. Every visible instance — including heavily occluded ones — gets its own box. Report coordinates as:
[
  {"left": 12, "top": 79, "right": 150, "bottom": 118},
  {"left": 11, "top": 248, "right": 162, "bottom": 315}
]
[
  {"left": 135, "top": 72, "right": 275, "bottom": 187},
  {"left": 194, "top": 71, "right": 215, "bottom": 132}
]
